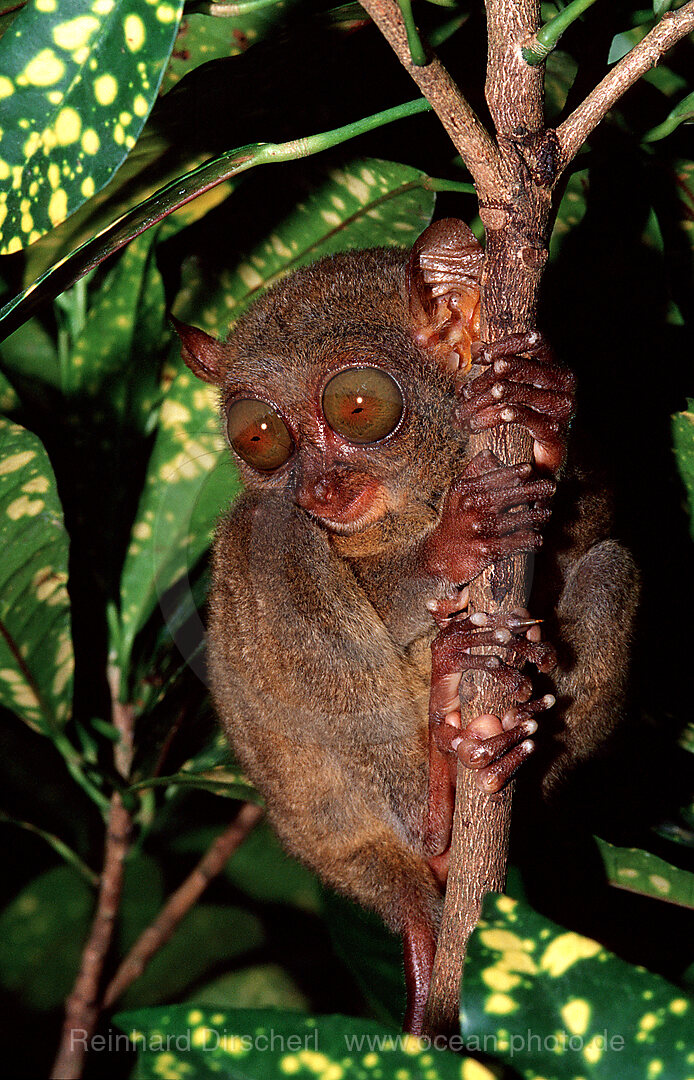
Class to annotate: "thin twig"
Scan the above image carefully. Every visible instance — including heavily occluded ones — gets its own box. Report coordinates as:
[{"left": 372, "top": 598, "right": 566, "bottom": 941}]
[
  {"left": 50, "top": 793, "right": 132, "bottom": 1080},
  {"left": 556, "top": 1, "right": 694, "bottom": 168},
  {"left": 50, "top": 678, "right": 135, "bottom": 1080},
  {"left": 358, "top": 0, "right": 504, "bottom": 198},
  {"left": 103, "top": 803, "right": 264, "bottom": 1008}
]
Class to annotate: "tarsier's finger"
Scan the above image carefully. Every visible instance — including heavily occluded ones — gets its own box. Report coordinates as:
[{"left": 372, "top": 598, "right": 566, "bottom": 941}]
[
  {"left": 446, "top": 623, "right": 557, "bottom": 672},
  {"left": 474, "top": 530, "right": 545, "bottom": 557},
  {"left": 460, "top": 353, "right": 575, "bottom": 396},
  {"left": 455, "top": 477, "right": 556, "bottom": 510},
  {"left": 502, "top": 694, "right": 556, "bottom": 727},
  {"left": 471, "top": 330, "right": 554, "bottom": 365},
  {"left": 474, "top": 506, "right": 553, "bottom": 538},
  {"left": 465, "top": 402, "right": 562, "bottom": 445},
  {"left": 457, "top": 381, "right": 573, "bottom": 423}
]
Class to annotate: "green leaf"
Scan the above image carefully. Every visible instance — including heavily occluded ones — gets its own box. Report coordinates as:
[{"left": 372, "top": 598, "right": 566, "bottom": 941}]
[
  {"left": 595, "top": 836, "right": 694, "bottom": 908},
  {"left": 325, "top": 891, "right": 406, "bottom": 1028},
  {"left": 680, "top": 717, "right": 694, "bottom": 755},
  {"left": 116, "top": 351, "right": 242, "bottom": 674},
  {"left": 174, "top": 157, "right": 436, "bottom": 336},
  {"left": 550, "top": 167, "right": 588, "bottom": 260},
  {"left": 0, "top": 418, "right": 73, "bottom": 733},
  {"left": 161, "top": 2, "right": 305, "bottom": 92},
  {"left": 187, "top": 964, "right": 310, "bottom": 1012},
  {"left": 117, "top": 851, "right": 165, "bottom": 957},
  {"left": 66, "top": 227, "right": 168, "bottom": 411},
  {"left": 172, "top": 820, "right": 321, "bottom": 913},
  {"left": 462, "top": 893, "right": 694, "bottom": 1078},
  {"left": 0, "top": 368, "right": 20, "bottom": 414},
  {"left": 607, "top": 24, "right": 649, "bottom": 65},
  {"left": 0, "top": 0, "right": 185, "bottom": 253},
  {"left": 113, "top": 1008, "right": 489, "bottom": 1078},
  {"left": 0, "top": 864, "right": 92, "bottom": 1011},
  {"left": 643, "top": 90, "right": 694, "bottom": 143},
  {"left": 0, "top": 314, "right": 61, "bottom": 393},
  {"left": 672, "top": 400, "right": 694, "bottom": 541},
  {"left": 118, "top": 905, "right": 264, "bottom": 1008},
  {"left": 0, "top": 101, "right": 432, "bottom": 339},
  {"left": 132, "top": 768, "right": 260, "bottom": 801}
]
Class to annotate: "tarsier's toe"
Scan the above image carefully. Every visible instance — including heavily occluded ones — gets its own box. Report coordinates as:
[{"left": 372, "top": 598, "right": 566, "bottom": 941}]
[
  {"left": 451, "top": 713, "right": 538, "bottom": 792},
  {"left": 474, "top": 739, "right": 536, "bottom": 792}
]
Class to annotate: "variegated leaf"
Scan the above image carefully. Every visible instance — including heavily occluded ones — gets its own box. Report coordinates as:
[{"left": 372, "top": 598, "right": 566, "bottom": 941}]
[
  {"left": 0, "top": 0, "right": 184, "bottom": 253},
  {"left": 0, "top": 419, "right": 73, "bottom": 732}
]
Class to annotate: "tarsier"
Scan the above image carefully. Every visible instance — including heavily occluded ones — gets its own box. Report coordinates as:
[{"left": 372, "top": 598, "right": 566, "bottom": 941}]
[{"left": 175, "top": 219, "right": 638, "bottom": 1033}]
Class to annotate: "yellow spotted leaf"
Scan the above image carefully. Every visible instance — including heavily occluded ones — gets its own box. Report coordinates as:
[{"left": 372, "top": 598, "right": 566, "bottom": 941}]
[
  {"left": 0, "top": 418, "right": 73, "bottom": 732},
  {"left": 462, "top": 892, "right": 694, "bottom": 1078},
  {"left": 113, "top": 1007, "right": 484, "bottom": 1078},
  {"left": 0, "top": 0, "right": 184, "bottom": 254}
]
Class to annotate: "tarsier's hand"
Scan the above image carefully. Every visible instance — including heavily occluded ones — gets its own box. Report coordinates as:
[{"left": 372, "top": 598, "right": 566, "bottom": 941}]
[
  {"left": 423, "top": 449, "right": 555, "bottom": 585},
  {"left": 456, "top": 330, "right": 576, "bottom": 474},
  {"left": 429, "top": 609, "right": 557, "bottom": 794}
]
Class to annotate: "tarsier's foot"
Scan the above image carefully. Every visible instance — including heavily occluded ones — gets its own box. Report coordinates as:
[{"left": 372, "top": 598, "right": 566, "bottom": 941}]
[
  {"left": 424, "top": 450, "right": 556, "bottom": 583},
  {"left": 432, "top": 698, "right": 555, "bottom": 794},
  {"left": 456, "top": 331, "right": 576, "bottom": 474},
  {"left": 429, "top": 609, "right": 557, "bottom": 793}
]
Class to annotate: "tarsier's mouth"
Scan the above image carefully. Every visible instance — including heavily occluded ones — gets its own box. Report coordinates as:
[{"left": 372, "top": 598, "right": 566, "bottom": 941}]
[{"left": 303, "top": 485, "right": 391, "bottom": 535}]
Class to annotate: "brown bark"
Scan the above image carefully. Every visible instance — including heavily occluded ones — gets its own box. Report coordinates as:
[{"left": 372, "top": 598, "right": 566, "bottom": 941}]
[
  {"left": 361, "top": 0, "right": 691, "bottom": 1036},
  {"left": 358, "top": 0, "right": 503, "bottom": 195},
  {"left": 50, "top": 680, "right": 135, "bottom": 1080},
  {"left": 422, "top": 0, "right": 557, "bottom": 1035},
  {"left": 50, "top": 793, "right": 133, "bottom": 1080}
]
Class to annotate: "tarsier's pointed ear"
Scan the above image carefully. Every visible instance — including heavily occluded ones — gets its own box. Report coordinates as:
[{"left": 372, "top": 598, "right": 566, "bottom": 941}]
[
  {"left": 171, "top": 316, "right": 228, "bottom": 386},
  {"left": 407, "top": 218, "right": 483, "bottom": 373}
]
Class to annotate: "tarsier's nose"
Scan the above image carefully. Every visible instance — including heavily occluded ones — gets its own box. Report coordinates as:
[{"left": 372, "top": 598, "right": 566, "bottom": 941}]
[{"left": 295, "top": 466, "right": 355, "bottom": 512}]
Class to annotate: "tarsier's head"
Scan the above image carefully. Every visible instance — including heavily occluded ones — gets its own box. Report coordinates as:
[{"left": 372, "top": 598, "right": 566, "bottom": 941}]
[{"left": 175, "top": 219, "right": 482, "bottom": 544}]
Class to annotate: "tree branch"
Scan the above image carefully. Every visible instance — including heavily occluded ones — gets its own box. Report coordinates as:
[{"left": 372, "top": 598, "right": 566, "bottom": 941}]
[
  {"left": 102, "top": 803, "right": 264, "bottom": 1008},
  {"left": 50, "top": 793, "right": 132, "bottom": 1080},
  {"left": 556, "top": 2, "right": 694, "bottom": 168},
  {"left": 358, "top": 0, "right": 504, "bottom": 197},
  {"left": 50, "top": 678, "right": 135, "bottom": 1080},
  {"left": 424, "top": 0, "right": 549, "bottom": 1037}
]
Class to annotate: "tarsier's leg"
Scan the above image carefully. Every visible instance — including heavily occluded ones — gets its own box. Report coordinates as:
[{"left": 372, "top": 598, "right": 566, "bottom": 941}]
[{"left": 541, "top": 538, "right": 639, "bottom": 795}]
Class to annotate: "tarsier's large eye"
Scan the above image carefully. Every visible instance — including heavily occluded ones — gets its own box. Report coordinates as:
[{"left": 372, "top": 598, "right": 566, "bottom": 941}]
[
  {"left": 226, "top": 398, "right": 294, "bottom": 471},
  {"left": 322, "top": 367, "right": 404, "bottom": 444}
]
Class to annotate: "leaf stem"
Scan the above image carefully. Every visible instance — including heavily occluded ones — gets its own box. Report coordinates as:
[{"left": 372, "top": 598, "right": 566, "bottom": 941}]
[
  {"left": 642, "top": 88, "right": 694, "bottom": 141},
  {"left": 0, "top": 812, "right": 99, "bottom": 885},
  {"left": 53, "top": 731, "right": 111, "bottom": 813},
  {"left": 0, "top": 99, "right": 432, "bottom": 341},
  {"left": 398, "top": 0, "right": 428, "bottom": 65},
  {"left": 522, "top": 0, "right": 600, "bottom": 64}
]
